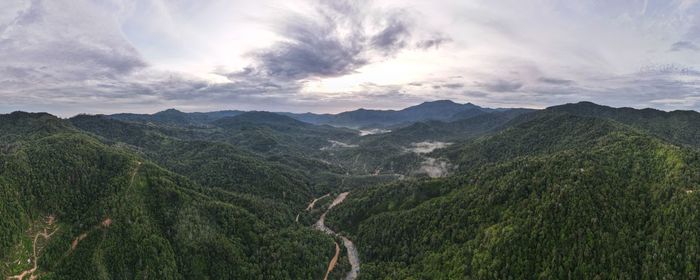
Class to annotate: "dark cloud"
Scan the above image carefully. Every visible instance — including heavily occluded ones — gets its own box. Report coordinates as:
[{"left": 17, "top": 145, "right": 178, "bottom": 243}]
[
  {"left": 236, "top": 0, "right": 423, "bottom": 82},
  {"left": 371, "top": 13, "right": 411, "bottom": 53},
  {"left": 538, "top": 77, "right": 575, "bottom": 85},
  {"left": 246, "top": 4, "right": 367, "bottom": 81},
  {"left": 477, "top": 79, "right": 524, "bottom": 92},
  {"left": 432, "top": 82, "right": 464, "bottom": 89},
  {"left": 416, "top": 35, "right": 451, "bottom": 49},
  {"left": 638, "top": 64, "right": 700, "bottom": 76},
  {"left": 443, "top": 83, "right": 464, "bottom": 89},
  {"left": 669, "top": 41, "right": 700, "bottom": 52}
]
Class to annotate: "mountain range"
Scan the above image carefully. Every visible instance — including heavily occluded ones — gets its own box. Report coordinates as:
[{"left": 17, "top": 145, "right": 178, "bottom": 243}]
[
  {"left": 109, "top": 100, "right": 505, "bottom": 129},
  {"left": 2, "top": 100, "right": 700, "bottom": 279}
]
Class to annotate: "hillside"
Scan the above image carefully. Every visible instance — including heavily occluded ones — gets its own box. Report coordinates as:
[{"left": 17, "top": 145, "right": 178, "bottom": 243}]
[
  {"left": 285, "top": 100, "right": 493, "bottom": 128},
  {"left": 108, "top": 100, "right": 508, "bottom": 130},
  {"left": 110, "top": 109, "right": 244, "bottom": 127},
  {"left": 325, "top": 111, "right": 700, "bottom": 279},
  {"left": 547, "top": 101, "right": 700, "bottom": 148},
  {"left": 3, "top": 100, "right": 700, "bottom": 279},
  {"left": 0, "top": 112, "right": 335, "bottom": 279}
]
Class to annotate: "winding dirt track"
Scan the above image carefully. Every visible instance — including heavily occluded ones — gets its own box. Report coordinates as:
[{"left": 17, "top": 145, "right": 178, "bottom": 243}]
[
  {"left": 306, "top": 193, "right": 330, "bottom": 211},
  {"left": 322, "top": 242, "right": 340, "bottom": 280},
  {"left": 311, "top": 192, "right": 360, "bottom": 280},
  {"left": 7, "top": 216, "right": 59, "bottom": 280},
  {"left": 7, "top": 161, "right": 138, "bottom": 280}
]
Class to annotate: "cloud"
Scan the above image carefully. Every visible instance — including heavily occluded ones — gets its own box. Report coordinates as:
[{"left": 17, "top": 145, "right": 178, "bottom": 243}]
[
  {"left": 2, "top": 0, "right": 700, "bottom": 116},
  {"left": 415, "top": 34, "right": 451, "bottom": 49},
  {"left": 442, "top": 83, "right": 464, "bottom": 89},
  {"left": 669, "top": 40, "right": 700, "bottom": 52},
  {"left": 538, "top": 77, "right": 575, "bottom": 85},
  {"left": 245, "top": 7, "right": 367, "bottom": 81},
  {"left": 0, "top": 0, "right": 146, "bottom": 85},
  {"left": 431, "top": 82, "right": 463, "bottom": 90},
  {"left": 371, "top": 12, "right": 411, "bottom": 53},
  {"left": 235, "top": 0, "right": 421, "bottom": 82},
  {"left": 477, "top": 79, "right": 524, "bottom": 92},
  {"left": 637, "top": 63, "right": 700, "bottom": 76}
]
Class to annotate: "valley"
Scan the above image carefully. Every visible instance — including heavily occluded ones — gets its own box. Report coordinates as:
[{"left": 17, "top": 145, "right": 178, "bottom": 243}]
[
  {"left": 310, "top": 192, "right": 359, "bottom": 280},
  {"left": 1, "top": 100, "right": 700, "bottom": 279},
  {"left": 5, "top": 0, "right": 699, "bottom": 278}
]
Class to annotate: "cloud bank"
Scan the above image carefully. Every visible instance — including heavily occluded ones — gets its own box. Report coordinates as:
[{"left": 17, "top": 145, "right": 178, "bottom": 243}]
[{"left": 0, "top": 0, "right": 699, "bottom": 116}]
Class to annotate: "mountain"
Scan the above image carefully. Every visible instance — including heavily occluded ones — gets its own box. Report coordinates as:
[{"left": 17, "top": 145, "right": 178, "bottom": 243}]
[
  {"left": 284, "top": 100, "right": 494, "bottom": 128},
  {"left": 212, "top": 111, "right": 358, "bottom": 155},
  {"left": 4, "top": 100, "right": 700, "bottom": 279},
  {"left": 364, "top": 108, "right": 535, "bottom": 145},
  {"left": 0, "top": 112, "right": 336, "bottom": 279},
  {"left": 70, "top": 114, "right": 317, "bottom": 203},
  {"left": 110, "top": 109, "right": 244, "bottom": 126},
  {"left": 325, "top": 109, "right": 700, "bottom": 279},
  {"left": 315, "top": 108, "right": 534, "bottom": 176},
  {"left": 214, "top": 111, "right": 313, "bottom": 129},
  {"left": 547, "top": 101, "right": 700, "bottom": 148},
  {"left": 107, "top": 100, "right": 512, "bottom": 130}
]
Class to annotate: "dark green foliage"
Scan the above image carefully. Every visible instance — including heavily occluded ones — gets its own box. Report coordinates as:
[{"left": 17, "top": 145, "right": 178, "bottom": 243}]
[
  {"left": 4, "top": 101, "right": 700, "bottom": 279},
  {"left": 70, "top": 114, "right": 316, "bottom": 205},
  {"left": 213, "top": 111, "right": 358, "bottom": 154},
  {"left": 316, "top": 108, "right": 532, "bottom": 176},
  {"left": 327, "top": 112, "right": 700, "bottom": 279},
  {"left": 364, "top": 108, "right": 533, "bottom": 146},
  {"left": 548, "top": 101, "right": 700, "bottom": 148},
  {"left": 0, "top": 113, "right": 334, "bottom": 279},
  {"left": 287, "top": 100, "right": 493, "bottom": 128},
  {"left": 109, "top": 108, "right": 244, "bottom": 127}
]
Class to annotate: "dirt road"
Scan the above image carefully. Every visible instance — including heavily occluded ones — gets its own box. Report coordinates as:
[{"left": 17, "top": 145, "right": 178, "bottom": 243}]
[
  {"left": 8, "top": 216, "right": 59, "bottom": 280},
  {"left": 322, "top": 242, "right": 340, "bottom": 280}
]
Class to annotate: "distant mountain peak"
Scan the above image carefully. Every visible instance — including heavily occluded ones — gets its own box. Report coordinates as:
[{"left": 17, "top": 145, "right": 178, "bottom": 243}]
[
  {"left": 155, "top": 108, "right": 184, "bottom": 115},
  {"left": 6, "top": 111, "right": 55, "bottom": 119},
  {"left": 421, "top": 99, "right": 458, "bottom": 105}
]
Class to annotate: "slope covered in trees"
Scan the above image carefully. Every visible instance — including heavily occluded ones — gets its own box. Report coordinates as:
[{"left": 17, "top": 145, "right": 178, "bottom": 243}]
[
  {"left": 3, "top": 100, "right": 700, "bottom": 279},
  {"left": 0, "top": 112, "right": 336, "bottom": 279},
  {"left": 326, "top": 111, "right": 700, "bottom": 279},
  {"left": 548, "top": 101, "right": 700, "bottom": 148}
]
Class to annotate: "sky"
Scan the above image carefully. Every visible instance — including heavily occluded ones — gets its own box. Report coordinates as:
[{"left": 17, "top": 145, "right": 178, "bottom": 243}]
[{"left": 0, "top": 0, "right": 699, "bottom": 116}]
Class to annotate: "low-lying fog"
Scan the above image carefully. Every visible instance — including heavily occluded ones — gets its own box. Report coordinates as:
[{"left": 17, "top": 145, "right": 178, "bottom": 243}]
[{"left": 407, "top": 141, "right": 452, "bottom": 154}]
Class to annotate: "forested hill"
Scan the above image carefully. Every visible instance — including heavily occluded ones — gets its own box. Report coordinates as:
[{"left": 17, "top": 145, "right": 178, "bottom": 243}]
[
  {"left": 547, "top": 101, "right": 700, "bottom": 148},
  {"left": 2, "top": 100, "right": 700, "bottom": 279},
  {"left": 110, "top": 108, "right": 244, "bottom": 127},
  {"left": 0, "top": 112, "right": 336, "bottom": 279},
  {"left": 106, "top": 100, "right": 515, "bottom": 129},
  {"left": 325, "top": 109, "right": 700, "bottom": 279},
  {"left": 285, "top": 100, "right": 493, "bottom": 128}
]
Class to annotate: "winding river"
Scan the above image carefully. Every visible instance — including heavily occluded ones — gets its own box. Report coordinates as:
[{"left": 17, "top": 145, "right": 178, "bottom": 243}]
[{"left": 311, "top": 192, "right": 360, "bottom": 280}]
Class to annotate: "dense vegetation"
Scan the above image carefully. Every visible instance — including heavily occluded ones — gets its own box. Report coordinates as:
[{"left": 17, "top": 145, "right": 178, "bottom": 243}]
[
  {"left": 0, "top": 113, "right": 335, "bottom": 279},
  {"left": 326, "top": 109, "right": 700, "bottom": 279},
  {"left": 2, "top": 100, "right": 700, "bottom": 279},
  {"left": 549, "top": 101, "right": 700, "bottom": 148}
]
